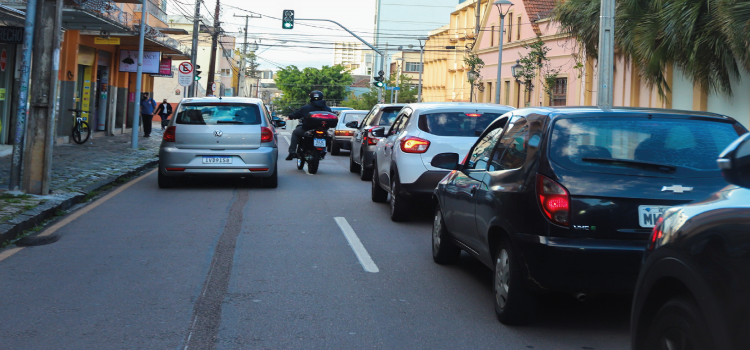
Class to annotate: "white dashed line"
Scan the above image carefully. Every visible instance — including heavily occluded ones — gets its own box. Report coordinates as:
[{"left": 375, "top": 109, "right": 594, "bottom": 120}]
[{"left": 334, "top": 217, "right": 379, "bottom": 273}]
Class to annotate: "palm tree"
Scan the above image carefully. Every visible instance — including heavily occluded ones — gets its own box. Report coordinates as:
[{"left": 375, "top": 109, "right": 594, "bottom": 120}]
[{"left": 553, "top": 0, "right": 750, "bottom": 96}]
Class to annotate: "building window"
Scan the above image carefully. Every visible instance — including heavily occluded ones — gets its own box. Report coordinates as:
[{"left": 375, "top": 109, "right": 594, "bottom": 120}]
[
  {"left": 552, "top": 78, "right": 568, "bottom": 106},
  {"left": 516, "top": 16, "right": 521, "bottom": 40},
  {"left": 490, "top": 25, "right": 494, "bottom": 47},
  {"left": 507, "top": 16, "right": 513, "bottom": 42},
  {"left": 404, "top": 62, "right": 422, "bottom": 72},
  {"left": 504, "top": 81, "right": 510, "bottom": 105},
  {"left": 222, "top": 49, "right": 232, "bottom": 58},
  {"left": 366, "top": 67, "right": 372, "bottom": 75}
]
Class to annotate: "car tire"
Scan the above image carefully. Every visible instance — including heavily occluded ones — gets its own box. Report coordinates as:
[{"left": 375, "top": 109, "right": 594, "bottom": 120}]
[
  {"left": 349, "top": 150, "right": 360, "bottom": 173},
  {"left": 158, "top": 169, "right": 177, "bottom": 189},
  {"left": 359, "top": 157, "right": 373, "bottom": 181},
  {"left": 389, "top": 174, "right": 410, "bottom": 222},
  {"left": 643, "top": 297, "right": 712, "bottom": 350},
  {"left": 493, "top": 237, "right": 538, "bottom": 325},
  {"left": 296, "top": 156, "right": 305, "bottom": 170},
  {"left": 261, "top": 164, "right": 278, "bottom": 188},
  {"left": 307, "top": 153, "right": 320, "bottom": 174},
  {"left": 331, "top": 142, "right": 341, "bottom": 155},
  {"left": 432, "top": 206, "right": 460, "bottom": 264},
  {"left": 371, "top": 161, "right": 388, "bottom": 203}
]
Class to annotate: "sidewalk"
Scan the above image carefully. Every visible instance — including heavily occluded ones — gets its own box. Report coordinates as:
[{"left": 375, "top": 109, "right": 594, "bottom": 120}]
[{"left": 0, "top": 123, "right": 163, "bottom": 244}]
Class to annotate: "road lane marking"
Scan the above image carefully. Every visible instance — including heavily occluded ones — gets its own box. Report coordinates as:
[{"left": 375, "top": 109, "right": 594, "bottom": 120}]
[
  {"left": 334, "top": 217, "right": 379, "bottom": 273},
  {"left": 0, "top": 168, "right": 157, "bottom": 263},
  {"left": 283, "top": 136, "right": 290, "bottom": 145}
]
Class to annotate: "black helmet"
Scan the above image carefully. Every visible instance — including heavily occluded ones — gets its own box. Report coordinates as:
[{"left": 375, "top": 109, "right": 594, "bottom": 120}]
[{"left": 309, "top": 90, "right": 324, "bottom": 102}]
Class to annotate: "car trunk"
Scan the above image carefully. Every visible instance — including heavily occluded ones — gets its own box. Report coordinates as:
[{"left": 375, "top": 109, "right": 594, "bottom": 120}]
[
  {"left": 174, "top": 124, "right": 262, "bottom": 150},
  {"left": 552, "top": 165, "right": 727, "bottom": 240},
  {"left": 416, "top": 132, "right": 477, "bottom": 171}
]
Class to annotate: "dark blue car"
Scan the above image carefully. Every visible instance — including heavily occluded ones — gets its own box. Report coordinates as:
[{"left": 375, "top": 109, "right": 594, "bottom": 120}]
[{"left": 429, "top": 107, "right": 748, "bottom": 325}]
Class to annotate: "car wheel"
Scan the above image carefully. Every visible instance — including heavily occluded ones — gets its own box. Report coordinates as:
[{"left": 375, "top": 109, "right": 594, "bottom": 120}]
[
  {"left": 331, "top": 142, "right": 341, "bottom": 155},
  {"left": 296, "top": 156, "right": 305, "bottom": 170},
  {"left": 643, "top": 297, "right": 712, "bottom": 350},
  {"left": 261, "top": 164, "right": 278, "bottom": 188},
  {"left": 349, "top": 150, "right": 360, "bottom": 173},
  {"left": 493, "top": 237, "right": 538, "bottom": 325},
  {"left": 389, "top": 174, "right": 410, "bottom": 222},
  {"left": 158, "top": 169, "right": 177, "bottom": 189},
  {"left": 432, "top": 206, "right": 460, "bottom": 264},
  {"left": 371, "top": 161, "right": 388, "bottom": 203},
  {"left": 359, "top": 156, "right": 373, "bottom": 181}
]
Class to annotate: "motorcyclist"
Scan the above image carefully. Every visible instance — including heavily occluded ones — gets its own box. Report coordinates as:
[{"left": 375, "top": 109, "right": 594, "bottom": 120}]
[{"left": 285, "top": 90, "right": 332, "bottom": 160}]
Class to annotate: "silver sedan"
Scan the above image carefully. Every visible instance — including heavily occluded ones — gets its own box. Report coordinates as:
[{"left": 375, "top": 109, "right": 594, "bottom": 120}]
[{"left": 158, "top": 97, "right": 285, "bottom": 188}]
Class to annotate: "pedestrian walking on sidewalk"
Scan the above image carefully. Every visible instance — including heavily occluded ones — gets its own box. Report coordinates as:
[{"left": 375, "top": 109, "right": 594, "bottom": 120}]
[
  {"left": 154, "top": 99, "right": 173, "bottom": 130},
  {"left": 140, "top": 93, "right": 157, "bottom": 137}
]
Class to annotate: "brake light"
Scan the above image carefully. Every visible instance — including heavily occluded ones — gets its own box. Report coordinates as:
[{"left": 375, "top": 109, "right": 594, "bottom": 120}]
[
  {"left": 465, "top": 113, "right": 482, "bottom": 117},
  {"left": 400, "top": 137, "right": 430, "bottom": 153},
  {"left": 310, "top": 113, "right": 337, "bottom": 119},
  {"left": 248, "top": 168, "right": 269, "bottom": 172},
  {"left": 260, "top": 127, "right": 273, "bottom": 143},
  {"left": 537, "top": 175, "right": 570, "bottom": 226},
  {"left": 163, "top": 126, "right": 176, "bottom": 142},
  {"left": 165, "top": 167, "right": 185, "bottom": 171},
  {"left": 335, "top": 130, "right": 353, "bottom": 136},
  {"left": 315, "top": 130, "right": 326, "bottom": 135},
  {"left": 648, "top": 217, "right": 664, "bottom": 250}
]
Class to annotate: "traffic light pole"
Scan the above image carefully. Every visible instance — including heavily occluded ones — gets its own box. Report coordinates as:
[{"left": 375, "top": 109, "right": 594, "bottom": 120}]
[{"left": 294, "top": 18, "right": 385, "bottom": 103}]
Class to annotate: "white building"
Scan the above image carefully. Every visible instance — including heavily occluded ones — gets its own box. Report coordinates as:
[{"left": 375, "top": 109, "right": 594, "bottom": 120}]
[{"left": 333, "top": 42, "right": 372, "bottom": 76}]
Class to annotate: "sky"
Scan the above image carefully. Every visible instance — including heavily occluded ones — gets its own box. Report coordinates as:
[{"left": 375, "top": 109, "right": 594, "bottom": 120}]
[{"left": 166, "top": 0, "right": 454, "bottom": 72}]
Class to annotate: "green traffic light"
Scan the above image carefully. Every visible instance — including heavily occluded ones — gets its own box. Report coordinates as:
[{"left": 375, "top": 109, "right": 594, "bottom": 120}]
[
  {"left": 374, "top": 81, "right": 384, "bottom": 87},
  {"left": 195, "top": 76, "right": 201, "bottom": 81}
]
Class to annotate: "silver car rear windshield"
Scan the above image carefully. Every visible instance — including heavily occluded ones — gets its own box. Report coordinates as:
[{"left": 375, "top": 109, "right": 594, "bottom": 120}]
[
  {"left": 418, "top": 112, "right": 504, "bottom": 136},
  {"left": 175, "top": 103, "right": 263, "bottom": 125}
]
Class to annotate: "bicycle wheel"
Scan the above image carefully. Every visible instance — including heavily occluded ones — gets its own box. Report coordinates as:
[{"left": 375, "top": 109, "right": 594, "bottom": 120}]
[{"left": 72, "top": 121, "right": 91, "bottom": 144}]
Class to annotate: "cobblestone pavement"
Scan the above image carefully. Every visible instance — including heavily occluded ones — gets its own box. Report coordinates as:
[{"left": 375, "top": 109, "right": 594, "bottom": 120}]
[{"left": 0, "top": 123, "right": 162, "bottom": 224}]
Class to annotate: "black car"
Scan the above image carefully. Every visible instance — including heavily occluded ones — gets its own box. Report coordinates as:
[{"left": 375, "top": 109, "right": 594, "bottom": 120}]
[
  {"left": 630, "top": 133, "right": 750, "bottom": 350},
  {"left": 430, "top": 107, "right": 748, "bottom": 324},
  {"left": 348, "top": 104, "right": 405, "bottom": 181}
]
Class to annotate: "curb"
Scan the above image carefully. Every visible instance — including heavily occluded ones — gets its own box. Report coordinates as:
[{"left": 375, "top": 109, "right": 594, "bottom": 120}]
[{"left": 0, "top": 159, "right": 158, "bottom": 245}]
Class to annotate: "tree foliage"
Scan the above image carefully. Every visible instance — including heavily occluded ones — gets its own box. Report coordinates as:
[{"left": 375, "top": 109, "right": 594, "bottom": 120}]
[
  {"left": 341, "top": 73, "right": 419, "bottom": 110},
  {"left": 554, "top": 0, "right": 750, "bottom": 96},
  {"left": 274, "top": 64, "right": 353, "bottom": 114},
  {"left": 516, "top": 39, "right": 561, "bottom": 103}
]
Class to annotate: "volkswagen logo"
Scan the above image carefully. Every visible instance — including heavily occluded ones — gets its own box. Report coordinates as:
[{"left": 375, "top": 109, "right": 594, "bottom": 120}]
[{"left": 214, "top": 130, "right": 223, "bottom": 137}]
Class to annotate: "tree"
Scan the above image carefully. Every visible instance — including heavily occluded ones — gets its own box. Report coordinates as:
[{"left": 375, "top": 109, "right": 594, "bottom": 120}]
[
  {"left": 274, "top": 64, "right": 353, "bottom": 114},
  {"left": 515, "top": 39, "right": 561, "bottom": 105},
  {"left": 554, "top": 0, "right": 750, "bottom": 96},
  {"left": 341, "top": 73, "right": 418, "bottom": 110}
]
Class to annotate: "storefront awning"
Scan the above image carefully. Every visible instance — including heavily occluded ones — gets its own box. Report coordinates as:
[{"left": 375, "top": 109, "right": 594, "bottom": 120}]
[
  {"left": 116, "top": 34, "right": 190, "bottom": 60},
  {"left": 0, "top": 4, "right": 24, "bottom": 22}
]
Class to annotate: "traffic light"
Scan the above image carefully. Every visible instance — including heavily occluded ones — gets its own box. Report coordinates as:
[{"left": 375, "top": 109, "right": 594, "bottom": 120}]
[
  {"left": 282, "top": 10, "right": 294, "bottom": 29},
  {"left": 373, "top": 70, "right": 385, "bottom": 87},
  {"left": 194, "top": 65, "right": 202, "bottom": 81}
]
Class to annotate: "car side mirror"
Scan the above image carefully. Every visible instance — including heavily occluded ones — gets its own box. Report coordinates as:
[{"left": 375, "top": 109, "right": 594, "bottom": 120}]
[
  {"left": 371, "top": 127, "right": 385, "bottom": 138},
  {"left": 431, "top": 153, "right": 460, "bottom": 170},
  {"left": 718, "top": 133, "right": 750, "bottom": 188},
  {"left": 273, "top": 120, "right": 287, "bottom": 128},
  {"left": 345, "top": 121, "right": 359, "bottom": 128}
]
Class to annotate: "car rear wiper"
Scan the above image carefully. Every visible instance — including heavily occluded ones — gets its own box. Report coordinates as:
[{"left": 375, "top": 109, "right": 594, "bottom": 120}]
[
  {"left": 582, "top": 157, "right": 677, "bottom": 172},
  {"left": 217, "top": 121, "right": 244, "bottom": 124}
]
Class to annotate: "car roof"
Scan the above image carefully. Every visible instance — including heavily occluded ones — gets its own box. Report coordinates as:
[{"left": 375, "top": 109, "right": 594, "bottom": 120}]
[
  {"left": 331, "top": 107, "right": 354, "bottom": 110},
  {"left": 339, "top": 110, "right": 368, "bottom": 114},
  {"left": 180, "top": 97, "right": 265, "bottom": 105},
  {"left": 526, "top": 106, "right": 737, "bottom": 122},
  {"left": 403, "top": 102, "right": 516, "bottom": 114}
]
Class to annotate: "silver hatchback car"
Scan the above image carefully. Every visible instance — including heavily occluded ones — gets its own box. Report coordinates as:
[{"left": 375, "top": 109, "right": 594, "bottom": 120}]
[{"left": 158, "top": 97, "right": 284, "bottom": 188}]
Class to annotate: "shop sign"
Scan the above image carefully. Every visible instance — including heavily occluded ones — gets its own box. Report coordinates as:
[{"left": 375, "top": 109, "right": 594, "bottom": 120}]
[
  {"left": 118, "top": 50, "right": 161, "bottom": 74},
  {"left": 159, "top": 57, "right": 172, "bottom": 75},
  {"left": 0, "top": 50, "right": 7, "bottom": 72},
  {"left": 78, "top": 45, "right": 96, "bottom": 66},
  {"left": 0, "top": 27, "right": 23, "bottom": 44},
  {"left": 94, "top": 37, "right": 120, "bottom": 45}
]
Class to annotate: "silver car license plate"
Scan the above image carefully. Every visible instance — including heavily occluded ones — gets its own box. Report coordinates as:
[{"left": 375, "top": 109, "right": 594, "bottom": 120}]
[
  {"left": 203, "top": 156, "right": 232, "bottom": 164},
  {"left": 313, "top": 138, "right": 326, "bottom": 147},
  {"left": 638, "top": 205, "right": 669, "bottom": 227}
]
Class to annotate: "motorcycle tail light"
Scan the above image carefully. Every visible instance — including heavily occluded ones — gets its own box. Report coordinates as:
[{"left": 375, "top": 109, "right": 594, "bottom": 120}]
[
  {"left": 537, "top": 174, "right": 570, "bottom": 226},
  {"left": 260, "top": 127, "right": 273, "bottom": 143},
  {"left": 400, "top": 137, "right": 430, "bottom": 153},
  {"left": 163, "top": 126, "right": 176, "bottom": 142}
]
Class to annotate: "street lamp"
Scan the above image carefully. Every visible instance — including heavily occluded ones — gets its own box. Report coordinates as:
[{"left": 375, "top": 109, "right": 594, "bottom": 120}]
[
  {"left": 493, "top": 0, "right": 514, "bottom": 104},
  {"left": 511, "top": 59, "right": 524, "bottom": 83}
]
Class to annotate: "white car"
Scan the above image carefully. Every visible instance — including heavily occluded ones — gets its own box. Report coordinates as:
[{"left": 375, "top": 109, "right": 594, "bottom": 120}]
[
  {"left": 370, "top": 103, "right": 515, "bottom": 221},
  {"left": 330, "top": 110, "right": 368, "bottom": 155}
]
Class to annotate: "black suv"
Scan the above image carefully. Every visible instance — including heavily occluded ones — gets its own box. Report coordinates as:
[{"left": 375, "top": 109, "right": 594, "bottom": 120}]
[
  {"left": 430, "top": 107, "right": 748, "bottom": 324},
  {"left": 348, "top": 104, "right": 405, "bottom": 181}
]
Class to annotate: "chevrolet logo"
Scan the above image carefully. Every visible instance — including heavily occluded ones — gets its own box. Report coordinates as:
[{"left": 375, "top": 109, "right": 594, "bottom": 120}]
[
  {"left": 214, "top": 130, "right": 223, "bottom": 137},
  {"left": 661, "top": 185, "right": 693, "bottom": 193}
]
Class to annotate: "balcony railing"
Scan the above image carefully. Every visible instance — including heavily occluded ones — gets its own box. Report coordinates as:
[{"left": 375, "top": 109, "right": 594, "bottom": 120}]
[
  {"left": 64, "top": 0, "right": 133, "bottom": 28},
  {"left": 134, "top": 0, "right": 167, "bottom": 24},
  {"left": 140, "top": 22, "right": 189, "bottom": 55}
]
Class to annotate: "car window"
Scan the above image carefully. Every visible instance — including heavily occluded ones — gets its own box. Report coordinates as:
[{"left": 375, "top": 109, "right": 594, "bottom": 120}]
[
  {"left": 389, "top": 109, "right": 412, "bottom": 135},
  {"left": 468, "top": 127, "right": 505, "bottom": 170},
  {"left": 342, "top": 113, "right": 366, "bottom": 124},
  {"left": 175, "top": 103, "right": 262, "bottom": 125},
  {"left": 490, "top": 118, "right": 529, "bottom": 171},
  {"left": 418, "top": 112, "right": 508, "bottom": 137},
  {"left": 549, "top": 116, "right": 747, "bottom": 177},
  {"left": 376, "top": 108, "right": 401, "bottom": 126}
]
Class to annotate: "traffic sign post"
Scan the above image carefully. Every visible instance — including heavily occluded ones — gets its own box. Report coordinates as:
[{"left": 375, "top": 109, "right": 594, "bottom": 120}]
[
  {"left": 210, "top": 82, "right": 218, "bottom": 95},
  {"left": 178, "top": 62, "right": 194, "bottom": 87}
]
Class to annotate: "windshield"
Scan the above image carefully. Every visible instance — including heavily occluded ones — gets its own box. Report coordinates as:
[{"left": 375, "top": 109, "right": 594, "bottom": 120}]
[
  {"left": 550, "top": 116, "right": 747, "bottom": 176},
  {"left": 342, "top": 113, "right": 366, "bottom": 124},
  {"left": 175, "top": 103, "right": 263, "bottom": 125},
  {"left": 418, "top": 112, "right": 505, "bottom": 136},
  {"left": 375, "top": 109, "right": 400, "bottom": 126}
]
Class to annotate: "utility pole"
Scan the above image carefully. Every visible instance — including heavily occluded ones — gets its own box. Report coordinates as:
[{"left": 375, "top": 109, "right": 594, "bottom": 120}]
[
  {"left": 130, "top": 0, "right": 147, "bottom": 149},
  {"left": 417, "top": 37, "right": 427, "bottom": 102},
  {"left": 20, "top": 0, "right": 63, "bottom": 194},
  {"left": 206, "top": 0, "right": 220, "bottom": 96},
  {"left": 8, "top": 0, "right": 37, "bottom": 191},
  {"left": 234, "top": 14, "right": 259, "bottom": 98},
  {"left": 189, "top": 0, "right": 200, "bottom": 97},
  {"left": 597, "top": 0, "right": 614, "bottom": 109}
]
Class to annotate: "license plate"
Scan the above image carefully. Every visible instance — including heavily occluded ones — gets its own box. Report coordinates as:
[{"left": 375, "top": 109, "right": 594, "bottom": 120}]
[
  {"left": 313, "top": 138, "right": 326, "bottom": 147},
  {"left": 202, "top": 156, "right": 232, "bottom": 164},
  {"left": 638, "top": 205, "right": 670, "bottom": 228}
]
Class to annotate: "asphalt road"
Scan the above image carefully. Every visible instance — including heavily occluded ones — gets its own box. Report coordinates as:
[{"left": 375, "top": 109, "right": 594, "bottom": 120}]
[{"left": 0, "top": 136, "right": 631, "bottom": 349}]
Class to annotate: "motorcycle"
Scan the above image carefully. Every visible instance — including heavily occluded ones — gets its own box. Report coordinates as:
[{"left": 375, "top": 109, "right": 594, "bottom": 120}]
[{"left": 295, "top": 112, "right": 338, "bottom": 174}]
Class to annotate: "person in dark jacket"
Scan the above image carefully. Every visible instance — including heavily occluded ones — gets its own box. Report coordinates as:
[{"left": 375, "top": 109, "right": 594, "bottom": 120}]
[
  {"left": 154, "top": 99, "right": 173, "bottom": 130},
  {"left": 285, "top": 90, "right": 332, "bottom": 160},
  {"left": 140, "top": 93, "right": 157, "bottom": 137}
]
